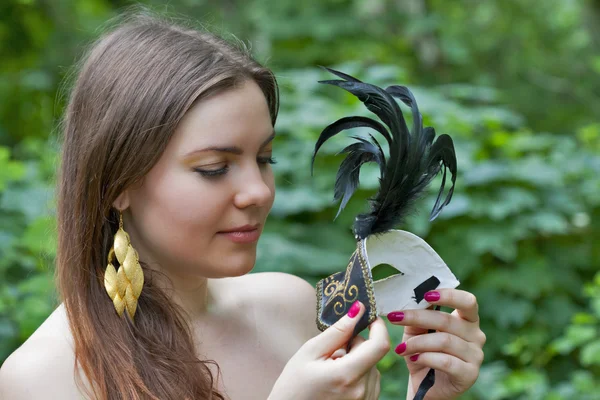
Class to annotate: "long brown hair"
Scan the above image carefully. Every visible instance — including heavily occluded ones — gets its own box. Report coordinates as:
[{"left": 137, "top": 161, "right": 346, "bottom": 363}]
[{"left": 56, "top": 11, "right": 279, "bottom": 399}]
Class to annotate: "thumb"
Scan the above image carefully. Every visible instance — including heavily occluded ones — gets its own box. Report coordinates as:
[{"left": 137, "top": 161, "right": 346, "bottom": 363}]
[{"left": 307, "top": 301, "right": 364, "bottom": 357}]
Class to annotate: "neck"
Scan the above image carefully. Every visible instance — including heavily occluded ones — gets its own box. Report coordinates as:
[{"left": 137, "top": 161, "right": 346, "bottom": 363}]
[{"left": 155, "top": 270, "right": 212, "bottom": 319}]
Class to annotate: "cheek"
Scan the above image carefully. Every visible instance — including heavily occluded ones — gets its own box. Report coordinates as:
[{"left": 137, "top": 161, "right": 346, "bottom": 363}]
[
  {"left": 131, "top": 169, "right": 228, "bottom": 262},
  {"left": 152, "top": 173, "right": 223, "bottom": 226},
  {"left": 265, "top": 168, "right": 276, "bottom": 208}
]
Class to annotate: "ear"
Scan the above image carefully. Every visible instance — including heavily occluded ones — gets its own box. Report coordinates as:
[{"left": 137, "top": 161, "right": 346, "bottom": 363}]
[{"left": 112, "top": 190, "right": 130, "bottom": 211}]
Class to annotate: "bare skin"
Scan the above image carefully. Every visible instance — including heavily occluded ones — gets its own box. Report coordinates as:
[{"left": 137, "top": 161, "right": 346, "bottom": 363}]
[
  {"left": 193, "top": 273, "right": 322, "bottom": 399},
  {"left": 0, "top": 272, "right": 320, "bottom": 400}
]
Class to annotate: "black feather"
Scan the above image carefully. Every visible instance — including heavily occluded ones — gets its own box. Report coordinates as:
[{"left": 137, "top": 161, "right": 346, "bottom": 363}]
[
  {"left": 311, "top": 116, "right": 391, "bottom": 176},
  {"left": 333, "top": 136, "right": 386, "bottom": 219},
  {"left": 311, "top": 67, "right": 457, "bottom": 239}
]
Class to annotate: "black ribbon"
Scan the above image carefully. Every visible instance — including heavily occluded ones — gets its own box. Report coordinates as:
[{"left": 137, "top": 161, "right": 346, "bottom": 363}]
[
  {"left": 413, "top": 367, "right": 436, "bottom": 400},
  {"left": 412, "top": 305, "right": 440, "bottom": 400}
]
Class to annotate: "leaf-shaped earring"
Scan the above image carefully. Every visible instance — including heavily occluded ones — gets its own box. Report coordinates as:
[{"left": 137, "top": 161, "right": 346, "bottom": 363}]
[{"left": 104, "top": 211, "right": 144, "bottom": 320}]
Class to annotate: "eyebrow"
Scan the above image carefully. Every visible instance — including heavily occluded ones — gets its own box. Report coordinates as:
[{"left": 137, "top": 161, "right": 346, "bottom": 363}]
[{"left": 185, "top": 131, "right": 276, "bottom": 157}]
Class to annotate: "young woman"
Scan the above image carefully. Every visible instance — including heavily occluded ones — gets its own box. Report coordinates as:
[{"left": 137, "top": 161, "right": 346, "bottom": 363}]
[{"left": 0, "top": 13, "right": 485, "bottom": 400}]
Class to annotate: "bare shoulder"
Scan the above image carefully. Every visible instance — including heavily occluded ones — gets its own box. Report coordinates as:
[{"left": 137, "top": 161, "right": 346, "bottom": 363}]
[
  {"left": 0, "top": 304, "right": 82, "bottom": 399},
  {"left": 245, "top": 272, "right": 315, "bottom": 301},
  {"left": 235, "top": 272, "right": 321, "bottom": 340}
]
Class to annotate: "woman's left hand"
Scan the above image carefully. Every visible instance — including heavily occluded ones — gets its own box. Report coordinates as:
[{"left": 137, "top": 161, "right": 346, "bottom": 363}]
[{"left": 387, "top": 289, "right": 486, "bottom": 400}]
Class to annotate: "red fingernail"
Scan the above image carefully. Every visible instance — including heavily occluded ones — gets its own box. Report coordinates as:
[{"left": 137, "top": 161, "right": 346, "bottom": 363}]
[
  {"left": 424, "top": 291, "right": 440, "bottom": 302},
  {"left": 395, "top": 342, "right": 407, "bottom": 354},
  {"left": 347, "top": 301, "right": 360, "bottom": 318},
  {"left": 387, "top": 312, "right": 404, "bottom": 322},
  {"left": 410, "top": 354, "right": 420, "bottom": 362}
]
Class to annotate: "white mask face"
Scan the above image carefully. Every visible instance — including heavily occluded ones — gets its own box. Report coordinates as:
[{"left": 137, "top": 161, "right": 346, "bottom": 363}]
[
  {"left": 362, "top": 229, "right": 460, "bottom": 315},
  {"left": 315, "top": 229, "right": 459, "bottom": 333}
]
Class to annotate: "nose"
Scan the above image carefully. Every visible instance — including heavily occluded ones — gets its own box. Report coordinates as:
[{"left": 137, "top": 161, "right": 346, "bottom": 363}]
[{"left": 233, "top": 165, "right": 273, "bottom": 209}]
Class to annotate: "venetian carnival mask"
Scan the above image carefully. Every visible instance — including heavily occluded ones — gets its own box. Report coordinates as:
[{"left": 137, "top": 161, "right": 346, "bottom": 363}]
[{"left": 312, "top": 68, "right": 459, "bottom": 399}]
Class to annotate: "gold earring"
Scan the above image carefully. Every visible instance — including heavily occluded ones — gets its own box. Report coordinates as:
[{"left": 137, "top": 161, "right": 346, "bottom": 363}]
[{"left": 104, "top": 212, "right": 144, "bottom": 320}]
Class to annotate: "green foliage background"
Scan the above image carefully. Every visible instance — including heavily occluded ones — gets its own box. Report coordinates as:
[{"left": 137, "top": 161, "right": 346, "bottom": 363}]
[{"left": 1, "top": 0, "right": 599, "bottom": 399}]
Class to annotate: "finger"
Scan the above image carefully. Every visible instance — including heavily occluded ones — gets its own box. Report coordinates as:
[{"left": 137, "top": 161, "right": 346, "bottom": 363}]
[
  {"left": 395, "top": 332, "right": 484, "bottom": 365},
  {"left": 344, "top": 335, "right": 366, "bottom": 354},
  {"left": 306, "top": 301, "right": 365, "bottom": 357},
  {"left": 349, "top": 334, "right": 366, "bottom": 349},
  {"left": 402, "top": 324, "right": 430, "bottom": 338},
  {"left": 423, "top": 289, "right": 479, "bottom": 323},
  {"left": 367, "top": 367, "right": 380, "bottom": 400},
  {"left": 408, "top": 352, "right": 479, "bottom": 388},
  {"left": 387, "top": 309, "right": 475, "bottom": 342},
  {"left": 347, "top": 367, "right": 377, "bottom": 400},
  {"left": 331, "top": 347, "right": 347, "bottom": 360},
  {"left": 338, "top": 318, "right": 390, "bottom": 376}
]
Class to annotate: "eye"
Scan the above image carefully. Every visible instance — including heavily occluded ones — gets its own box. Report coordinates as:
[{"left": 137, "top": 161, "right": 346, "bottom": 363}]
[
  {"left": 257, "top": 156, "right": 277, "bottom": 165},
  {"left": 194, "top": 166, "right": 229, "bottom": 178}
]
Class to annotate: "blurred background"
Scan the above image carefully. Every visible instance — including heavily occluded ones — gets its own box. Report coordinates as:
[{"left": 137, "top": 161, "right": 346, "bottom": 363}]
[{"left": 1, "top": 0, "right": 599, "bottom": 399}]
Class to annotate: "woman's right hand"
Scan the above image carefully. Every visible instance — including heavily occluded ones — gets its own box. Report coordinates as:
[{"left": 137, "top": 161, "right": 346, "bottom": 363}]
[{"left": 268, "top": 301, "right": 390, "bottom": 400}]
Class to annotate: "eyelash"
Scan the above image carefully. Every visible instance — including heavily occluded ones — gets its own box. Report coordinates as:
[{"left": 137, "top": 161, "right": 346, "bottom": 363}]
[
  {"left": 259, "top": 156, "right": 277, "bottom": 165},
  {"left": 194, "top": 157, "right": 277, "bottom": 178}
]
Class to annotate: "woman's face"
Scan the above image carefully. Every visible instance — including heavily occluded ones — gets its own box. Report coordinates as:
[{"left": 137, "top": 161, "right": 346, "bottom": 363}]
[{"left": 124, "top": 79, "right": 275, "bottom": 280}]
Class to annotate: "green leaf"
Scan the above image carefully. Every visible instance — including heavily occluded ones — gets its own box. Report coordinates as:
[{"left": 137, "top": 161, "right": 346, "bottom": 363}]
[
  {"left": 580, "top": 340, "right": 600, "bottom": 366},
  {"left": 1, "top": 184, "right": 53, "bottom": 223},
  {"left": 256, "top": 232, "right": 349, "bottom": 275},
  {"left": 573, "top": 312, "right": 597, "bottom": 325},
  {"left": 20, "top": 216, "right": 57, "bottom": 257},
  {"left": 0, "top": 147, "right": 25, "bottom": 191},
  {"left": 270, "top": 186, "right": 333, "bottom": 216}
]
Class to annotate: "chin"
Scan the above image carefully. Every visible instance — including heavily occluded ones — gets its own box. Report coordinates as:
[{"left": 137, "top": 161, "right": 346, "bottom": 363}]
[{"left": 216, "top": 253, "right": 257, "bottom": 278}]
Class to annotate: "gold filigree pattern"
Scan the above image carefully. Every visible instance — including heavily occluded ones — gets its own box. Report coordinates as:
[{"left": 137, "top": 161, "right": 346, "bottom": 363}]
[
  {"left": 316, "top": 242, "right": 378, "bottom": 331},
  {"left": 323, "top": 278, "right": 341, "bottom": 296},
  {"left": 324, "top": 251, "right": 360, "bottom": 315},
  {"left": 357, "top": 239, "right": 377, "bottom": 323},
  {"left": 316, "top": 280, "right": 328, "bottom": 331}
]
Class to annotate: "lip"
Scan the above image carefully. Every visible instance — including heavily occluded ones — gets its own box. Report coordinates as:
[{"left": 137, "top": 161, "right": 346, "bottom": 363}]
[
  {"left": 219, "top": 224, "right": 260, "bottom": 233},
  {"left": 217, "top": 224, "right": 261, "bottom": 244}
]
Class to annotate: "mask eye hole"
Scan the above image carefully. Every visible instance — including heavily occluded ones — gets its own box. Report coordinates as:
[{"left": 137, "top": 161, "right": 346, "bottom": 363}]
[{"left": 371, "top": 263, "right": 404, "bottom": 283}]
